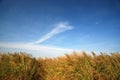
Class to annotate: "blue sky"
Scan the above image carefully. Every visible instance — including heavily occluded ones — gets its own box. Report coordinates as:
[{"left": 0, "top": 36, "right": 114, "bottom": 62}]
[{"left": 0, "top": 0, "right": 120, "bottom": 57}]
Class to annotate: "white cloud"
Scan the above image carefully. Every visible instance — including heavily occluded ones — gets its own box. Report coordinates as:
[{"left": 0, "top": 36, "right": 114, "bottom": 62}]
[
  {"left": 0, "top": 22, "right": 74, "bottom": 57},
  {"left": 32, "top": 22, "right": 73, "bottom": 44},
  {"left": 0, "top": 42, "right": 74, "bottom": 58}
]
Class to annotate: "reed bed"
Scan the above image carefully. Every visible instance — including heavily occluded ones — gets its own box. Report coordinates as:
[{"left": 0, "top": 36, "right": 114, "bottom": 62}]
[{"left": 0, "top": 51, "right": 120, "bottom": 80}]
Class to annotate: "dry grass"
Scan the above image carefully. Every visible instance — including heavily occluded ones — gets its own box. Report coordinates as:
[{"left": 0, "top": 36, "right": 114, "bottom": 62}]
[{"left": 0, "top": 51, "right": 120, "bottom": 80}]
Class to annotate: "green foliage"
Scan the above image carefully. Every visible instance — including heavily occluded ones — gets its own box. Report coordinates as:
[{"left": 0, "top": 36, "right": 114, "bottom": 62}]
[{"left": 0, "top": 51, "right": 120, "bottom": 80}]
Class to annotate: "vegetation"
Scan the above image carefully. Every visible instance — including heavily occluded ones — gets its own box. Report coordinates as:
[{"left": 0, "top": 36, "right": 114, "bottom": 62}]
[
  {"left": 0, "top": 52, "right": 46, "bottom": 80},
  {"left": 0, "top": 51, "right": 120, "bottom": 80}
]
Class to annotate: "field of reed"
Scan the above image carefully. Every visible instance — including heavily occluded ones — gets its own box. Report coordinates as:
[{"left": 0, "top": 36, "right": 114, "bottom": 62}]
[{"left": 0, "top": 51, "right": 120, "bottom": 80}]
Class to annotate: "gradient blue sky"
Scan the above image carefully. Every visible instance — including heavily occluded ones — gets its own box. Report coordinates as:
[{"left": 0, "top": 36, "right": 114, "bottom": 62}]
[{"left": 0, "top": 0, "right": 120, "bottom": 57}]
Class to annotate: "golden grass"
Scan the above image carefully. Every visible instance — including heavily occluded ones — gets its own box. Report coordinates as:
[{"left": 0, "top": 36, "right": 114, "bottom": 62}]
[{"left": 0, "top": 51, "right": 120, "bottom": 80}]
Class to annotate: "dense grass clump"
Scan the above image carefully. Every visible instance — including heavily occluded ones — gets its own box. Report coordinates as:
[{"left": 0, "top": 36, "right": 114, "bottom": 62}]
[
  {"left": 0, "top": 52, "right": 120, "bottom": 80},
  {"left": 0, "top": 52, "right": 46, "bottom": 80}
]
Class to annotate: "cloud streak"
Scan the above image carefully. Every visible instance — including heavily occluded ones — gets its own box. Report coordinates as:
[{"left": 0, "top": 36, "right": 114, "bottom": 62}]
[
  {"left": 32, "top": 22, "right": 73, "bottom": 44},
  {"left": 0, "top": 22, "right": 74, "bottom": 57},
  {"left": 0, "top": 42, "right": 74, "bottom": 58}
]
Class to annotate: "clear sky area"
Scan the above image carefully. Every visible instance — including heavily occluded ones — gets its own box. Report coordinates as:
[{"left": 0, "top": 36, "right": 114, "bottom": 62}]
[{"left": 0, "top": 0, "right": 120, "bottom": 57}]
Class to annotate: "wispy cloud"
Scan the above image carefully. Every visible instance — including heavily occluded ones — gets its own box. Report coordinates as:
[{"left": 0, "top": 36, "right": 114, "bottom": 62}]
[
  {"left": 0, "top": 22, "right": 74, "bottom": 57},
  {"left": 32, "top": 22, "right": 73, "bottom": 44},
  {"left": 0, "top": 42, "right": 74, "bottom": 57}
]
